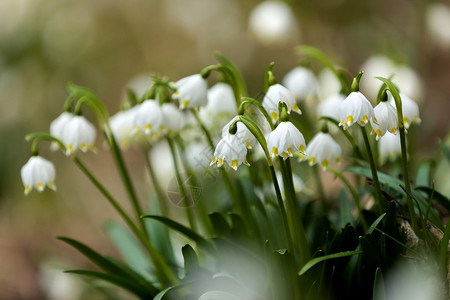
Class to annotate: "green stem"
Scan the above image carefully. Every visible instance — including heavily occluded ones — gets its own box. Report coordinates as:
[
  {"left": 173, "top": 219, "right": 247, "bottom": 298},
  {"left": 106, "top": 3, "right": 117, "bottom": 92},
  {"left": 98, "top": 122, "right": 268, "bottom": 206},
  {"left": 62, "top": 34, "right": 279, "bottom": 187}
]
[
  {"left": 174, "top": 136, "right": 213, "bottom": 234},
  {"left": 73, "top": 157, "right": 177, "bottom": 285},
  {"left": 320, "top": 116, "right": 363, "bottom": 160},
  {"left": 106, "top": 129, "right": 149, "bottom": 237},
  {"left": 283, "top": 158, "right": 310, "bottom": 266},
  {"left": 312, "top": 165, "right": 327, "bottom": 213},
  {"left": 167, "top": 137, "right": 197, "bottom": 232},
  {"left": 360, "top": 126, "right": 387, "bottom": 213},
  {"left": 376, "top": 76, "right": 419, "bottom": 234},
  {"left": 144, "top": 148, "right": 169, "bottom": 216},
  {"left": 269, "top": 165, "right": 294, "bottom": 254},
  {"left": 327, "top": 166, "right": 368, "bottom": 232}
]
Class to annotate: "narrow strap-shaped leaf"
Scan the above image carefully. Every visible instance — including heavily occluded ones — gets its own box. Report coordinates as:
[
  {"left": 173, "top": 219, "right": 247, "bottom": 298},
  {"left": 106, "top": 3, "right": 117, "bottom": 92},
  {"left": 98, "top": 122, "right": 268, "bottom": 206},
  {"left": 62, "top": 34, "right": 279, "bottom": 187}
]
[
  {"left": 142, "top": 215, "right": 215, "bottom": 253},
  {"left": 66, "top": 270, "right": 158, "bottom": 299},
  {"left": 58, "top": 236, "right": 157, "bottom": 290},
  {"left": 182, "top": 244, "right": 199, "bottom": 275},
  {"left": 298, "top": 250, "right": 362, "bottom": 275},
  {"left": 373, "top": 268, "right": 386, "bottom": 300}
]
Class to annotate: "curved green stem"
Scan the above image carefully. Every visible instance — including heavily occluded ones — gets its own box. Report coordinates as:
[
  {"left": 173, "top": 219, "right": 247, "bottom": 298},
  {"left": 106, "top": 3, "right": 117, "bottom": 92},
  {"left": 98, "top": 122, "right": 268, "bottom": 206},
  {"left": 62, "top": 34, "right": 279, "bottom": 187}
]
[
  {"left": 239, "top": 97, "right": 274, "bottom": 131},
  {"left": 144, "top": 147, "right": 169, "bottom": 216},
  {"left": 360, "top": 126, "right": 387, "bottom": 213},
  {"left": 327, "top": 166, "right": 368, "bottom": 232},
  {"left": 73, "top": 157, "right": 177, "bottom": 285},
  {"left": 320, "top": 116, "right": 363, "bottom": 159},
  {"left": 167, "top": 137, "right": 197, "bottom": 232},
  {"left": 106, "top": 129, "right": 149, "bottom": 237},
  {"left": 312, "top": 165, "right": 327, "bottom": 213},
  {"left": 376, "top": 76, "right": 419, "bottom": 234}
]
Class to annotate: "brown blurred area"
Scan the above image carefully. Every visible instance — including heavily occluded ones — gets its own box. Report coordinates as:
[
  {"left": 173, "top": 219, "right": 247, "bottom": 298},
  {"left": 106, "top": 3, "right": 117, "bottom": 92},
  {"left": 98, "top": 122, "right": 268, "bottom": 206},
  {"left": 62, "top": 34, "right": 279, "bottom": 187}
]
[{"left": 1, "top": 0, "right": 449, "bottom": 299}]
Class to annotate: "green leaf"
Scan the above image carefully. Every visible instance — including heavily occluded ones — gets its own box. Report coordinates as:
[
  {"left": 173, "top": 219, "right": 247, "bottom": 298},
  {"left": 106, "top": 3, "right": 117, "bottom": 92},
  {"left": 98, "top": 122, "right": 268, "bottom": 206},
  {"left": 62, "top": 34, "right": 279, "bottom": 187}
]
[
  {"left": 105, "top": 221, "right": 155, "bottom": 281},
  {"left": 66, "top": 270, "right": 157, "bottom": 299},
  {"left": 359, "top": 236, "right": 384, "bottom": 270},
  {"left": 415, "top": 161, "right": 433, "bottom": 187},
  {"left": 440, "top": 218, "right": 450, "bottom": 278},
  {"left": 373, "top": 268, "right": 386, "bottom": 300},
  {"left": 367, "top": 213, "right": 386, "bottom": 234},
  {"left": 338, "top": 187, "right": 353, "bottom": 228},
  {"left": 416, "top": 186, "right": 450, "bottom": 211},
  {"left": 209, "top": 212, "right": 231, "bottom": 238},
  {"left": 298, "top": 250, "right": 362, "bottom": 276},
  {"left": 182, "top": 244, "right": 199, "bottom": 275},
  {"left": 142, "top": 215, "right": 215, "bottom": 253}
]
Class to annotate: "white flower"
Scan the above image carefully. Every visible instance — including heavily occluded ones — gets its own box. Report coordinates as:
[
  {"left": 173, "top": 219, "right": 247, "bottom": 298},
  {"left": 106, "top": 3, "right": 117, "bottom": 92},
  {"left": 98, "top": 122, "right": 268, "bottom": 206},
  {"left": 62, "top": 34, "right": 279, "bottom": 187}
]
[
  {"left": 206, "top": 83, "right": 237, "bottom": 116},
  {"left": 109, "top": 107, "right": 137, "bottom": 148},
  {"left": 61, "top": 115, "right": 97, "bottom": 155},
  {"left": 370, "top": 101, "right": 398, "bottom": 140},
  {"left": 248, "top": 1, "right": 298, "bottom": 46},
  {"left": 263, "top": 83, "right": 301, "bottom": 123},
  {"left": 21, "top": 156, "right": 56, "bottom": 195},
  {"left": 339, "top": 91, "right": 374, "bottom": 130},
  {"left": 317, "top": 68, "right": 341, "bottom": 99},
  {"left": 379, "top": 132, "right": 403, "bottom": 165},
  {"left": 267, "top": 121, "right": 306, "bottom": 160},
  {"left": 131, "top": 99, "right": 163, "bottom": 136},
  {"left": 161, "top": 103, "right": 184, "bottom": 135},
  {"left": 49, "top": 112, "right": 74, "bottom": 150},
  {"left": 317, "top": 93, "right": 345, "bottom": 121},
  {"left": 222, "top": 116, "right": 256, "bottom": 149},
  {"left": 389, "top": 93, "right": 421, "bottom": 129},
  {"left": 210, "top": 133, "right": 249, "bottom": 170},
  {"left": 282, "top": 67, "right": 317, "bottom": 101},
  {"left": 172, "top": 74, "right": 208, "bottom": 109},
  {"left": 305, "top": 132, "right": 342, "bottom": 170}
]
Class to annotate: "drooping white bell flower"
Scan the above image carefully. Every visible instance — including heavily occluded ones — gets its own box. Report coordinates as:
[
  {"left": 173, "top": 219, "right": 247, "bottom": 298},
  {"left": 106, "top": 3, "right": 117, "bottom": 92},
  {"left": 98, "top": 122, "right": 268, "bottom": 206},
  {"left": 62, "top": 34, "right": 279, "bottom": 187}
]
[
  {"left": 370, "top": 101, "right": 398, "bottom": 140},
  {"left": 248, "top": 1, "right": 298, "bottom": 46},
  {"left": 109, "top": 107, "right": 137, "bottom": 148},
  {"left": 49, "top": 112, "right": 74, "bottom": 150},
  {"left": 378, "top": 132, "right": 403, "bottom": 165},
  {"left": 61, "top": 115, "right": 97, "bottom": 156},
  {"left": 131, "top": 99, "right": 163, "bottom": 137},
  {"left": 161, "top": 103, "right": 184, "bottom": 135},
  {"left": 206, "top": 82, "right": 237, "bottom": 116},
  {"left": 389, "top": 93, "right": 421, "bottom": 129},
  {"left": 263, "top": 83, "right": 301, "bottom": 123},
  {"left": 339, "top": 91, "right": 374, "bottom": 130},
  {"left": 317, "top": 93, "right": 345, "bottom": 121},
  {"left": 267, "top": 121, "right": 306, "bottom": 160},
  {"left": 305, "top": 132, "right": 342, "bottom": 170},
  {"left": 210, "top": 133, "right": 249, "bottom": 170},
  {"left": 171, "top": 74, "right": 208, "bottom": 109},
  {"left": 282, "top": 66, "right": 317, "bottom": 102},
  {"left": 21, "top": 156, "right": 56, "bottom": 195},
  {"left": 222, "top": 116, "right": 256, "bottom": 149}
]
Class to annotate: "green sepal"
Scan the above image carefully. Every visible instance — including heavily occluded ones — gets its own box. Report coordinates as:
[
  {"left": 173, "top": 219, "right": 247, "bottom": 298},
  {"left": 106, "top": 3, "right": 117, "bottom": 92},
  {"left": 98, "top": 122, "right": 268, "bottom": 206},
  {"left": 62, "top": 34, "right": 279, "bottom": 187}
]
[{"left": 263, "top": 62, "right": 276, "bottom": 93}]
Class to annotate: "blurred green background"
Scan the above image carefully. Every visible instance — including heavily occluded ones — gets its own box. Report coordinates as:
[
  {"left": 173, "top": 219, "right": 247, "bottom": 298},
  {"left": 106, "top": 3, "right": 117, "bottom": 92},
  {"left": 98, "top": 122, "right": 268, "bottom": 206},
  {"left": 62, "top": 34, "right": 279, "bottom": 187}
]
[{"left": 1, "top": 0, "right": 449, "bottom": 298}]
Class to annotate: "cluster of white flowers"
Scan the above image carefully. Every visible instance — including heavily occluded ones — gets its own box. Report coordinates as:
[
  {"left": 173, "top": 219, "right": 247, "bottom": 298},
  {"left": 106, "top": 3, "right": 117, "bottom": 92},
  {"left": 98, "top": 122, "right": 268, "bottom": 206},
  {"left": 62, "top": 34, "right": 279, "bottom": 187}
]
[{"left": 22, "top": 61, "right": 423, "bottom": 195}]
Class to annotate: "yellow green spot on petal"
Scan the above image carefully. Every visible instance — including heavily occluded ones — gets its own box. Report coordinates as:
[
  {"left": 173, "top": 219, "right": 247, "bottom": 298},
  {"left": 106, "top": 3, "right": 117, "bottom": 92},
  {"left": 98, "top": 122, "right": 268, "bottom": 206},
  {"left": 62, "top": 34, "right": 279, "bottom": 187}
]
[
  {"left": 374, "top": 117, "right": 378, "bottom": 123},
  {"left": 391, "top": 127, "right": 397, "bottom": 134},
  {"left": 135, "top": 125, "right": 141, "bottom": 132},
  {"left": 309, "top": 157, "right": 316, "bottom": 164},
  {"left": 404, "top": 117, "right": 410, "bottom": 126},
  {"left": 37, "top": 182, "right": 44, "bottom": 191},
  {"left": 363, "top": 115, "right": 368, "bottom": 122},
  {"left": 339, "top": 120, "right": 344, "bottom": 125},
  {"left": 371, "top": 129, "right": 375, "bottom": 135},
  {"left": 271, "top": 112, "right": 278, "bottom": 121},
  {"left": 211, "top": 156, "right": 216, "bottom": 163},
  {"left": 145, "top": 124, "right": 152, "bottom": 132},
  {"left": 25, "top": 185, "right": 30, "bottom": 193},
  {"left": 321, "top": 160, "right": 328, "bottom": 169},
  {"left": 181, "top": 100, "right": 189, "bottom": 108},
  {"left": 232, "top": 159, "right": 238, "bottom": 170},
  {"left": 48, "top": 182, "right": 55, "bottom": 189},
  {"left": 294, "top": 104, "right": 300, "bottom": 112},
  {"left": 336, "top": 157, "right": 341, "bottom": 163},
  {"left": 376, "top": 129, "right": 382, "bottom": 138},
  {"left": 160, "top": 125, "right": 166, "bottom": 131},
  {"left": 81, "top": 142, "right": 87, "bottom": 150},
  {"left": 246, "top": 141, "right": 251, "bottom": 149},
  {"left": 272, "top": 146, "right": 278, "bottom": 156},
  {"left": 244, "top": 159, "right": 250, "bottom": 166},
  {"left": 218, "top": 158, "right": 223, "bottom": 166},
  {"left": 287, "top": 147, "right": 292, "bottom": 155},
  {"left": 299, "top": 145, "right": 305, "bottom": 153},
  {"left": 67, "top": 144, "right": 73, "bottom": 152},
  {"left": 346, "top": 116, "right": 354, "bottom": 125},
  {"left": 282, "top": 152, "right": 289, "bottom": 158}
]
